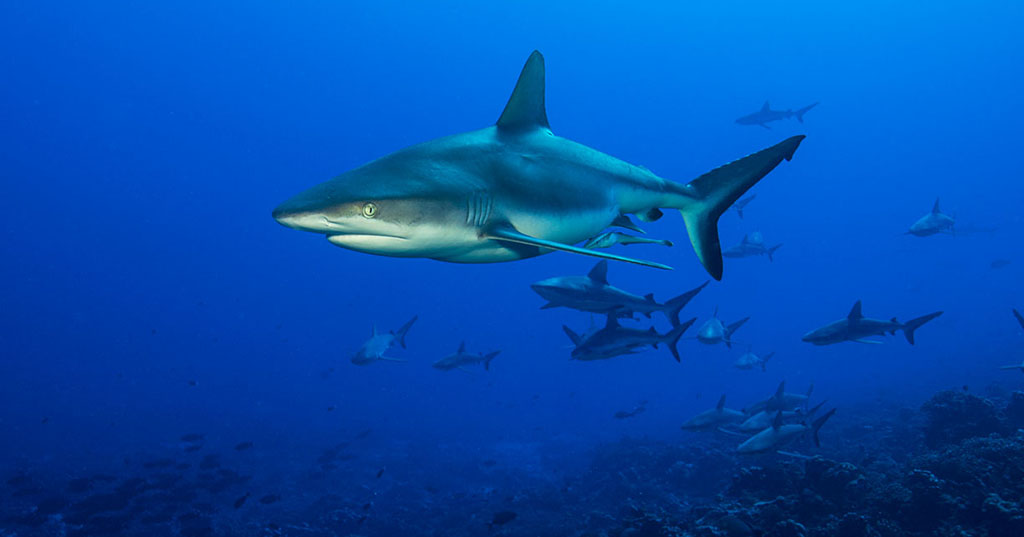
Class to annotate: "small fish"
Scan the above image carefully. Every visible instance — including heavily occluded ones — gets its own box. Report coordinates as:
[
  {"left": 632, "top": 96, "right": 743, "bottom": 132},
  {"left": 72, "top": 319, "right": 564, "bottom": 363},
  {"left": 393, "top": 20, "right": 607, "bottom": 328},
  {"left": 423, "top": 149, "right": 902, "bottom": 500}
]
[
  {"left": 258, "top": 494, "right": 281, "bottom": 505},
  {"left": 991, "top": 259, "right": 1011, "bottom": 269},
  {"left": 362, "top": 502, "right": 372, "bottom": 510},
  {"left": 184, "top": 444, "right": 203, "bottom": 453},
  {"left": 41, "top": 417, "right": 49, "bottom": 424},
  {"left": 354, "top": 428, "right": 373, "bottom": 439},
  {"left": 375, "top": 468, "right": 385, "bottom": 479},
  {"left": 490, "top": 510, "right": 517, "bottom": 528},
  {"left": 233, "top": 492, "right": 250, "bottom": 509},
  {"left": 181, "top": 433, "right": 204, "bottom": 443},
  {"left": 327, "top": 406, "right": 336, "bottom": 412},
  {"left": 234, "top": 441, "right": 254, "bottom": 451},
  {"left": 584, "top": 231, "right": 673, "bottom": 249},
  {"left": 188, "top": 380, "right": 199, "bottom": 387}
]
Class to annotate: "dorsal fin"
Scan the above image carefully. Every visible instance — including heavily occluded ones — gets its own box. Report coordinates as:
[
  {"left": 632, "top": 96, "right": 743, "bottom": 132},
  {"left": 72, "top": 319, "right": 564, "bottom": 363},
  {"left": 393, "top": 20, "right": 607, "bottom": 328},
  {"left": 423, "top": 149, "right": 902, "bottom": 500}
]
[
  {"left": 848, "top": 300, "right": 864, "bottom": 323},
  {"left": 774, "top": 381, "right": 786, "bottom": 399},
  {"left": 371, "top": 324, "right": 377, "bottom": 337},
  {"left": 496, "top": 51, "right": 549, "bottom": 132},
  {"left": 644, "top": 293, "right": 656, "bottom": 304},
  {"left": 716, "top": 394, "right": 726, "bottom": 410},
  {"left": 458, "top": 341, "right": 466, "bottom": 353},
  {"left": 932, "top": 198, "right": 941, "bottom": 214},
  {"left": 761, "top": 100, "right": 771, "bottom": 112},
  {"left": 587, "top": 260, "right": 609, "bottom": 285},
  {"left": 772, "top": 411, "right": 784, "bottom": 429}
]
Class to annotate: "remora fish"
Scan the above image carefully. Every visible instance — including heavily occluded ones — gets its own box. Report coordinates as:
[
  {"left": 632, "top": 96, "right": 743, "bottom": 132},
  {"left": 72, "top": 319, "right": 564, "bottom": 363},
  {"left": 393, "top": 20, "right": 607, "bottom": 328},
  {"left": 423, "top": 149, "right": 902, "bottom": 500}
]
[
  {"left": 352, "top": 316, "right": 417, "bottom": 365},
  {"left": 273, "top": 51, "right": 805, "bottom": 279},
  {"left": 584, "top": 231, "right": 673, "bottom": 249},
  {"left": 531, "top": 260, "right": 707, "bottom": 325},
  {"left": 564, "top": 315, "right": 697, "bottom": 362},
  {"left": 432, "top": 342, "right": 501, "bottom": 372},
  {"left": 801, "top": 300, "right": 943, "bottom": 345}
]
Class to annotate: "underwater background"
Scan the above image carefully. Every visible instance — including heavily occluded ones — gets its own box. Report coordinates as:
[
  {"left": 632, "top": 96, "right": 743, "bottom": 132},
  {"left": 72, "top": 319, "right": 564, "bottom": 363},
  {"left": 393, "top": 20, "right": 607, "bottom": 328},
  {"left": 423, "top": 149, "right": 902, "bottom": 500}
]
[{"left": 2, "top": 1, "right": 1023, "bottom": 536}]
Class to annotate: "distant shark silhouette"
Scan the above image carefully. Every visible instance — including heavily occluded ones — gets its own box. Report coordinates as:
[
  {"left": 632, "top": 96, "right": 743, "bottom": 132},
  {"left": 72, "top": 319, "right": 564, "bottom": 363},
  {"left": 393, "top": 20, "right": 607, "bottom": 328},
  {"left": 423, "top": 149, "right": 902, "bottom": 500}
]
[
  {"left": 273, "top": 51, "right": 805, "bottom": 279},
  {"left": 736, "top": 101, "right": 818, "bottom": 129},
  {"left": 907, "top": 198, "right": 955, "bottom": 237}
]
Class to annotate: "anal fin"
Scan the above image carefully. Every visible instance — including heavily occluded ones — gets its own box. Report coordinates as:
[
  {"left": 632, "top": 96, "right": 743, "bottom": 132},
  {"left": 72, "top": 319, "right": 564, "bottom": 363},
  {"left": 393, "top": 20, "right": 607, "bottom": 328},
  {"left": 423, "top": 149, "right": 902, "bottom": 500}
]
[{"left": 484, "top": 226, "right": 673, "bottom": 270}]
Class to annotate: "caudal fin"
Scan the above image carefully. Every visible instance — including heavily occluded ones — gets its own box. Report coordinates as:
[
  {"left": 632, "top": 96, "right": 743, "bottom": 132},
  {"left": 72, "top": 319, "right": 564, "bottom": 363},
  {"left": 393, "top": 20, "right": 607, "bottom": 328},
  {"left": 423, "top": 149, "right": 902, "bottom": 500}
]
[
  {"left": 663, "top": 281, "right": 709, "bottom": 327},
  {"left": 676, "top": 136, "right": 804, "bottom": 280},
  {"left": 665, "top": 317, "right": 697, "bottom": 362},
  {"left": 902, "top": 311, "right": 943, "bottom": 345},
  {"left": 811, "top": 408, "right": 836, "bottom": 447},
  {"left": 795, "top": 102, "right": 818, "bottom": 123},
  {"left": 395, "top": 316, "right": 418, "bottom": 348}
]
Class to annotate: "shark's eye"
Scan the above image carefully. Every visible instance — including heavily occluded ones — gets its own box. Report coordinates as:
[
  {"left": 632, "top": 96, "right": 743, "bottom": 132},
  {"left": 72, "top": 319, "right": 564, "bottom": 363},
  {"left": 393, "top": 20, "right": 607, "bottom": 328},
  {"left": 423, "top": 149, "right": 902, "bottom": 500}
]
[{"left": 362, "top": 202, "right": 378, "bottom": 218}]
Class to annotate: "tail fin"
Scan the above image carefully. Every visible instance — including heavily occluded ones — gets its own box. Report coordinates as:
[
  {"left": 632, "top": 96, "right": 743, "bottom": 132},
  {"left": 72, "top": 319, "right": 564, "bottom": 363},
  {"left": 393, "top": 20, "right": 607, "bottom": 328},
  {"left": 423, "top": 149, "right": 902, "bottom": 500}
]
[
  {"left": 795, "top": 102, "right": 818, "bottom": 123},
  {"left": 674, "top": 136, "right": 805, "bottom": 280},
  {"left": 483, "top": 351, "right": 501, "bottom": 371},
  {"left": 1013, "top": 308, "right": 1024, "bottom": 330},
  {"left": 663, "top": 281, "right": 709, "bottom": 326},
  {"left": 395, "top": 316, "right": 418, "bottom": 348},
  {"left": 767, "top": 244, "right": 783, "bottom": 262},
  {"left": 665, "top": 317, "right": 697, "bottom": 362},
  {"left": 761, "top": 352, "right": 775, "bottom": 372},
  {"left": 902, "top": 311, "right": 943, "bottom": 345},
  {"left": 811, "top": 408, "right": 837, "bottom": 447}
]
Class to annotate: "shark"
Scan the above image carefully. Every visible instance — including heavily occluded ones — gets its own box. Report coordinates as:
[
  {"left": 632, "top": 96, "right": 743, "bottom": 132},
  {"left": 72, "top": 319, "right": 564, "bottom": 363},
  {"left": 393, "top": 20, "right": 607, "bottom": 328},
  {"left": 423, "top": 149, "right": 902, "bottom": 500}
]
[
  {"left": 680, "top": 395, "right": 747, "bottom": 431},
  {"left": 351, "top": 316, "right": 418, "bottom": 365},
  {"left": 731, "top": 194, "right": 756, "bottom": 219},
  {"left": 531, "top": 260, "right": 707, "bottom": 325},
  {"left": 584, "top": 231, "right": 673, "bottom": 249},
  {"left": 745, "top": 381, "right": 815, "bottom": 414},
  {"left": 736, "top": 408, "right": 836, "bottom": 454},
  {"left": 734, "top": 350, "right": 775, "bottom": 372},
  {"left": 801, "top": 300, "right": 943, "bottom": 346},
  {"left": 735, "top": 101, "right": 818, "bottom": 129},
  {"left": 272, "top": 51, "right": 805, "bottom": 280},
  {"left": 907, "top": 198, "right": 955, "bottom": 237},
  {"left": 432, "top": 342, "right": 500, "bottom": 372},
  {"left": 731, "top": 401, "right": 827, "bottom": 434},
  {"left": 563, "top": 315, "right": 697, "bottom": 362},
  {"left": 696, "top": 308, "right": 750, "bottom": 347},
  {"left": 722, "top": 231, "right": 782, "bottom": 262}
]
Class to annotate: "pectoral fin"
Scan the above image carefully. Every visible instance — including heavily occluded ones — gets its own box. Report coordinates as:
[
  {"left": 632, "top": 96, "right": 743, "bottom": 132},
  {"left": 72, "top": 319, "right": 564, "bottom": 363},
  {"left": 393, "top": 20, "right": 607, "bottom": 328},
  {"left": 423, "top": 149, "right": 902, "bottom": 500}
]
[{"left": 483, "top": 226, "right": 673, "bottom": 270}]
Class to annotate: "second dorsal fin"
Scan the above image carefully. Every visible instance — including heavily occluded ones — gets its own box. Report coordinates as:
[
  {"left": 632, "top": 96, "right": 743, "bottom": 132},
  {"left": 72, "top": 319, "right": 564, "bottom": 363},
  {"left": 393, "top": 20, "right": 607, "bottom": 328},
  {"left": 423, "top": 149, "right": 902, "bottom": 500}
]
[{"left": 496, "top": 51, "right": 550, "bottom": 132}]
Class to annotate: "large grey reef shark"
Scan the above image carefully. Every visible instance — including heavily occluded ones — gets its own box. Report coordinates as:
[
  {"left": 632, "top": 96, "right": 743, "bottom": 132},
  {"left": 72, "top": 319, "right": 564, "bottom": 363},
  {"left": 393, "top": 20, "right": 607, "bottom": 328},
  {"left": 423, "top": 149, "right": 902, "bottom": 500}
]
[
  {"left": 801, "top": 301, "right": 943, "bottom": 346},
  {"left": 735, "top": 101, "right": 818, "bottom": 129},
  {"left": 272, "top": 51, "right": 805, "bottom": 280}
]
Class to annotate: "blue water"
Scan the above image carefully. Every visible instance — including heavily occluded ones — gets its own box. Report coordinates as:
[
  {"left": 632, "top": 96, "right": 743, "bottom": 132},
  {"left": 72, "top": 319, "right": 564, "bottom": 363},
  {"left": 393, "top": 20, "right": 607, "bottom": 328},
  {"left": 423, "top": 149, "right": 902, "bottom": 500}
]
[{"left": 2, "top": 1, "right": 1023, "bottom": 535}]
